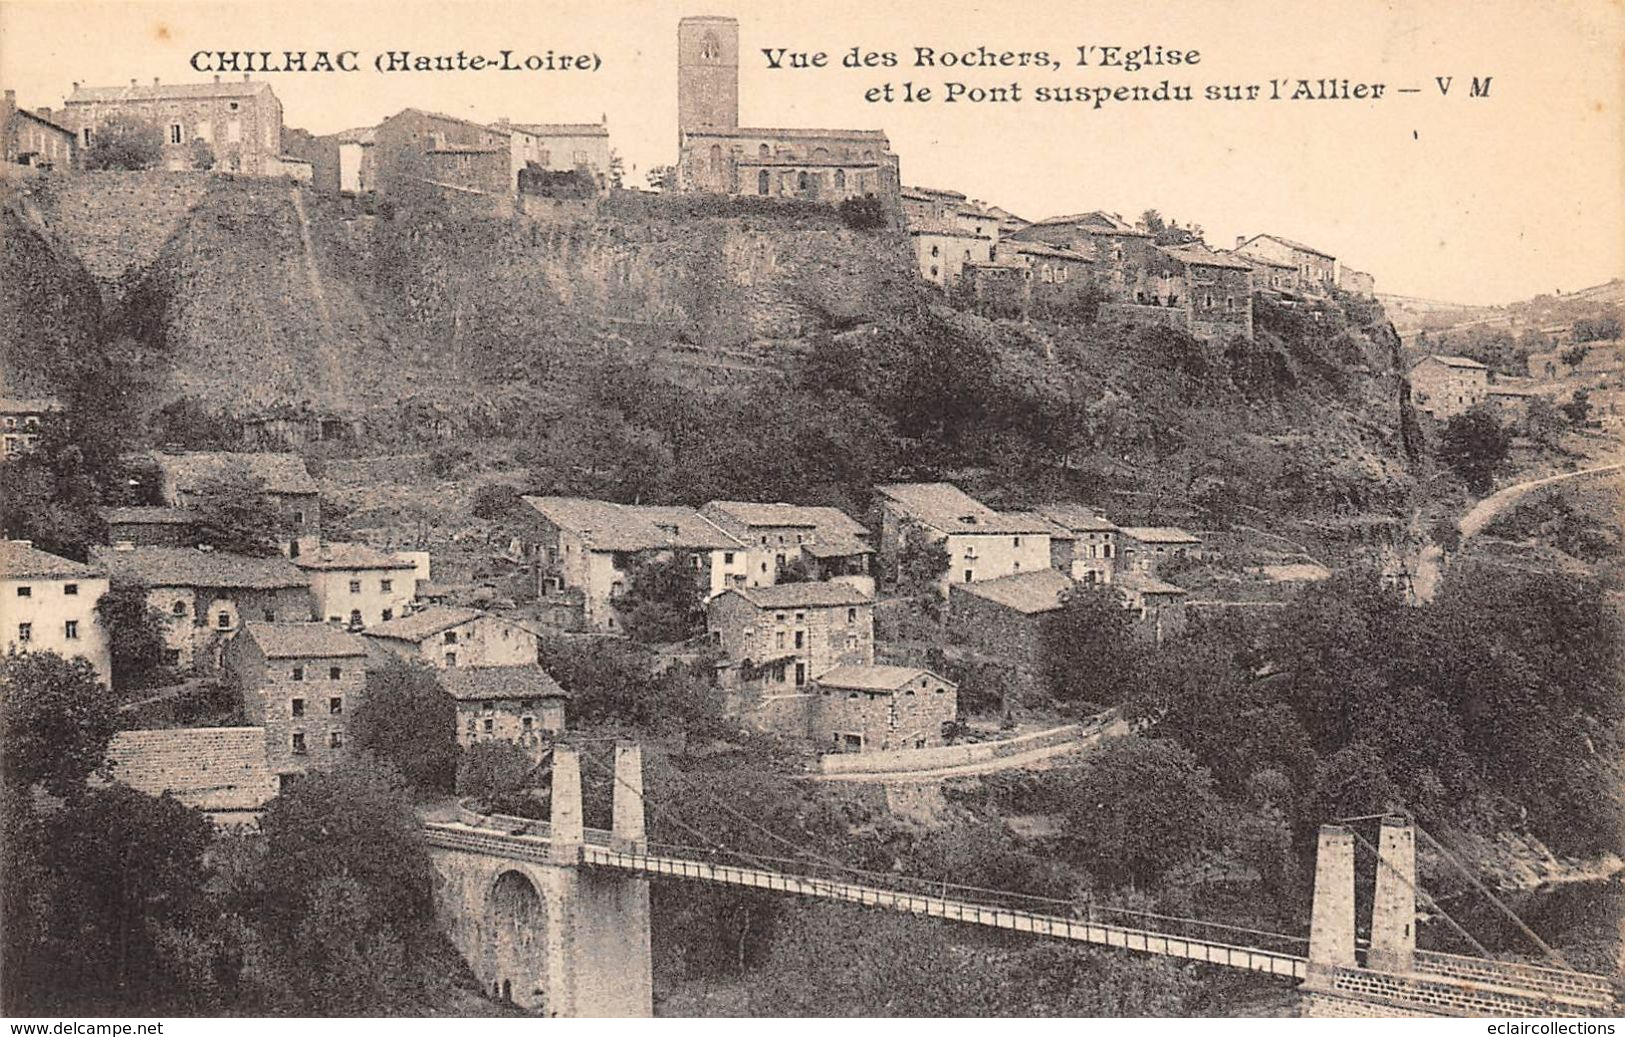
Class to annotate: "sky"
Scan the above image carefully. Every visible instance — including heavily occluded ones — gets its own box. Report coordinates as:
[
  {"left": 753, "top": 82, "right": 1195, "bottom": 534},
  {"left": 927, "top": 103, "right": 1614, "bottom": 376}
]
[{"left": 3, "top": 0, "right": 1621, "bottom": 305}]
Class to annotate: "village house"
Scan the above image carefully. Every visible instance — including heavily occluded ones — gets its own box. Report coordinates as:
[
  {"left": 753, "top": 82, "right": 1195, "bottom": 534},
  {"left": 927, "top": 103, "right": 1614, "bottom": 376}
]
[
  {"left": 1118, "top": 527, "right": 1204, "bottom": 575},
  {"left": 363, "top": 605, "right": 540, "bottom": 669},
  {"left": 224, "top": 622, "right": 369, "bottom": 785},
  {"left": 946, "top": 568, "right": 1073, "bottom": 670},
  {"left": 1116, "top": 571, "right": 1189, "bottom": 644},
  {"left": 675, "top": 16, "right": 901, "bottom": 218},
  {"left": 902, "top": 186, "right": 1004, "bottom": 288},
  {"left": 873, "top": 482, "right": 1053, "bottom": 595},
  {"left": 2, "top": 90, "right": 76, "bottom": 171},
  {"left": 500, "top": 118, "right": 612, "bottom": 191},
  {"left": 150, "top": 451, "right": 321, "bottom": 558},
  {"left": 1152, "top": 244, "right": 1254, "bottom": 339},
  {"left": 0, "top": 396, "right": 59, "bottom": 454},
  {"left": 295, "top": 542, "right": 419, "bottom": 630},
  {"left": 809, "top": 664, "right": 958, "bottom": 753},
  {"left": 697, "top": 501, "right": 872, "bottom": 592},
  {"left": 707, "top": 582, "right": 875, "bottom": 693},
  {"left": 59, "top": 75, "right": 298, "bottom": 176},
  {"left": 1, "top": 540, "right": 112, "bottom": 685},
  {"left": 1230, "top": 251, "right": 1298, "bottom": 293},
  {"left": 1339, "top": 267, "right": 1376, "bottom": 297},
  {"left": 519, "top": 496, "right": 746, "bottom": 633},
  {"left": 1008, "top": 211, "right": 1156, "bottom": 297},
  {"left": 1408, "top": 355, "right": 1490, "bottom": 419},
  {"left": 91, "top": 544, "right": 312, "bottom": 673},
  {"left": 1233, "top": 234, "right": 1337, "bottom": 294},
  {"left": 443, "top": 665, "right": 570, "bottom": 758},
  {"left": 98, "top": 506, "right": 199, "bottom": 548},
  {"left": 1033, "top": 503, "right": 1120, "bottom": 583},
  {"left": 989, "top": 240, "right": 1098, "bottom": 316},
  {"left": 103, "top": 727, "right": 277, "bottom": 824}
]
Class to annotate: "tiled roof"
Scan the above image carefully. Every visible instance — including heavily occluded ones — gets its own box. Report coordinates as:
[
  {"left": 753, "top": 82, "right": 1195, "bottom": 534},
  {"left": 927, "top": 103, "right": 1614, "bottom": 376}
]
[
  {"left": 104, "top": 727, "right": 276, "bottom": 813},
  {"left": 333, "top": 126, "right": 376, "bottom": 144},
  {"left": 1029, "top": 211, "right": 1147, "bottom": 236},
  {"left": 1239, "top": 234, "right": 1335, "bottom": 260},
  {"left": 92, "top": 546, "right": 307, "bottom": 590},
  {"left": 67, "top": 80, "right": 273, "bottom": 103},
  {"left": 1013, "top": 241, "right": 1093, "bottom": 262},
  {"left": 99, "top": 505, "right": 197, "bottom": 526},
  {"left": 438, "top": 664, "right": 569, "bottom": 701},
  {"left": 801, "top": 532, "right": 873, "bottom": 558},
  {"left": 703, "top": 501, "right": 868, "bottom": 537},
  {"left": 814, "top": 664, "right": 953, "bottom": 692},
  {"left": 874, "top": 483, "right": 1055, "bottom": 535},
  {"left": 902, "top": 185, "right": 968, "bottom": 201},
  {"left": 909, "top": 223, "right": 990, "bottom": 240},
  {"left": 1120, "top": 527, "right": 1203, "bottom": 545},
  {"left": 1116, "top": 572, "right": 1188, "bottom": 595},
  {"left": 1159, "top": 244, "right": 1253, "bottom": 270},
  {"left": 363, "top": 606, "right": 484, "bottom": 642},
  {"left": 1035, "top": 503, "right": 1119, "bottom": 533},
  {"left": 729, "top": 583, "right": 873, "bottom": 609},
  {"left": 952, "top": 569, "right": 1073, "bottom": 615},
  {"left": 0, "top": 541, "right": 103, "bottom": 580},
  {"left": 690, "top": 126, "right": 891, "bottom": 142},
  {"left": 1414, "top": 355, "right": 1487, "bottom": 370},
  {"left": 510, "top": 122, "right": 610, "bottom": 137},
  {"left": 428, "top": 144, "right": 503, "bottom": 154},
  {"left": 243, "top": 621, "right": 369, "bottom": 659},
  {"left": 521, "top": 497, "right": 739, "bottom": 552},
  {"left": 295, "top": 542, "right": 416, "bottom": 572},
  {"left": 153, "top": 451, "right": 317, "bottom": 495},
  {"left": 1227, "top": 250, "right": 1296, "bottom": 270}
]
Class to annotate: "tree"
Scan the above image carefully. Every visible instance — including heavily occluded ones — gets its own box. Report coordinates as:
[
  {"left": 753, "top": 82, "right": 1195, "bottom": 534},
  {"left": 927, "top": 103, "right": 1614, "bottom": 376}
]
[
  {"left": 837, "top": 195, "right": 887, "bottom": 230},
  {"left": 775, "top": 555, "right": 814, "bottom": 584},
  {"left": 188, "top": 138, "right": 216, "bottom": 171},
  {"left": 190, "top": 463, "right": 286, "bottom": 556},
  {"left": 82, "top": 114, "right": 164, "bottom": 171},
  {"left": 350, "top": 659, "right": 460, "bottom": 794},
  {"left": 455, "top": 740, "right": 540, "bottom": 815},
  {"left": 1559, "top": 343, "right": 1590, "bottom": 368},
  {"left": 1056, "top": 737, "right": 1221, "bottom": 886},
  {"left": 613, "top": 551, "right": 706, "bottom": 643},
  {"left": 1041, "top": 583, "right": 1140, "bottom": 706},
  {"left": 470, "top": 482, "right": 521, "bottom": 520},
  {"left": 1560, "top": 388, "right": 1592, "bottom": 425},
  {"left": 0, "top": 651, "right": 117, "bottom": 797},
  {"left": 607, "top": 148, "right": 625, "bottom": 189},
  {"left": 891, "top": 523, "right": 950, "bottom": 597},
  {"left": 1437, "top": 407, "right": 1510, "bottom": 494},
  {"left": 542, "top": 635, "right": 724, "bottom": 736},
  {"left": 1524, "top": 395, "right": 1566, "bottom": 447},
  {"left": 95, "top": 581, "right": 173, "bottom": 692},
  {"left": 645, "top": 164, "right": 675, "bottom": 191}
]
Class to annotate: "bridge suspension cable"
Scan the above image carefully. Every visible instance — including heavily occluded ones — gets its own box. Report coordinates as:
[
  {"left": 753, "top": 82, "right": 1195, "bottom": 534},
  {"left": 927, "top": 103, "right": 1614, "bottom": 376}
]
[{"left": 1345, "top": 824, "right": 1493, "bottom": 960}]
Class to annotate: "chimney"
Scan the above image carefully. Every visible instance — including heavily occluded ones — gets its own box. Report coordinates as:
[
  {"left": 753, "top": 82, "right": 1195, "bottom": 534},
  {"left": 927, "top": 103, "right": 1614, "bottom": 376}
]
[
  {"left": 242, "top": 73, "right": 251, "bottom": 82},
  {"left": 9, "top": 539, "right": 33, "bottom": 549},
  {"left": 214, "top": 75, "right": 221, "bottom": 83},
  {"left": 71, "top": 81, "right": 80, "bottom": 92},
  {"left": 4, "top": 89, "right": 15, "bottom": 104},
  {"left": 153, "top": 77, "right": 160, "bottom": 86},
  {"left": 1235, "top": 235, "right": 1245, "bottom": 250},
  {"left": 130, "top": 78, "right": 137, "bottom": 87}
]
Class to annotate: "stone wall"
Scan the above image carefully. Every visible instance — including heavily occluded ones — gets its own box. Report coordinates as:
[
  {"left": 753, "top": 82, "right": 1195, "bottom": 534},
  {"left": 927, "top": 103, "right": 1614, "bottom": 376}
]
[{"left": 1099, "top": 301, "right": 1189, "bottom": 330}]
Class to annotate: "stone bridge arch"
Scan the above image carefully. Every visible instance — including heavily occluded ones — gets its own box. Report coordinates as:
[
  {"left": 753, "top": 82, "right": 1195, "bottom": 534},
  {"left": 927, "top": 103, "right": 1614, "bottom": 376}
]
[{"left": 485, "top": 868, "right": 551, "bottom": 1010}]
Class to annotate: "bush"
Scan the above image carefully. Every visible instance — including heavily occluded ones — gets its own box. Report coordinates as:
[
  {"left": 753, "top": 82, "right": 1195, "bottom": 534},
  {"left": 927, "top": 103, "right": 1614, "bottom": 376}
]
[
  {"left": 837, "top": 195, "right": 888, "bottom": 230},
  {"left": 455, "top": 741, "right": 540, "bottom": 816},
  {"left": 470, "top": 483, "right": 521, "bottom": 520},
  {"left": 82, "top": 114, "right": 164, "bottom": 171}
]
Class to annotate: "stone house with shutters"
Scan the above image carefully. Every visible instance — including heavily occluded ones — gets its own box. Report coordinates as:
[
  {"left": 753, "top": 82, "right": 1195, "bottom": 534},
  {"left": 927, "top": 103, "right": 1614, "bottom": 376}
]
[
  {"left": 442, "top": 665, "right": 570, "bottom": 759},
  {"left": 809, "top": 664, "right": 958, "bottom": 752},
  {"left": 1, "top": 540, "right": 112, "bottom": 685},
  {"left": 518, "top": 496, "right": 746, "bottom": 633},
  {"left": 1150, "top": 244, "right": 1254, "bottom": 339},
  {"left": 1008, "top": 211, "right": 1156, "bottom": 297},
  {"left": 1233, "top": 234, "right": 1337, "bottom": 294},
  {"left": 0, "top": 396, "right": 60, "bottom": 455},
  {"left": 697, "top": 500, "right": 873, "bottom": 593},
  {"left": 1118, "top": 527, "right": 1205, "bottom": 576},
  {"left": 225, "top": 622, "right": 370, "bottom": 783},
  {"left": 706, "top": 581, "right": 875, "bottom": 693},
  {"left": 362, "top": 606, "right": 540, "bottom": 669},
  {"left": 1034, "top": 503, "right": 1120, "bottom": 584},
  {"left": 1408, "top": 355, "right": 1490, "bottom": 419},
  {"left": 1116, "top": 571, "right": 1189, "bottom": 644},
  {"left": 946, "top": 568, "right": 1073, "bottom": 671},
  {"left": 91, "top": 545, "right": 312, "bottom": 674},
  {"left": 150, "top": 451, "right": 321, "bottom": 558},
  {"left": 294, "top": 542, "right": 418, "bottom": 630},
  {"left": 873, "top": 482, "right": 1053, "bottom": 596},
  {"left": 2, "top": 91, "right": 76, "bottom": 171},
  {"left": 60, "top": 76, "right": 287, "bottom": 175}
]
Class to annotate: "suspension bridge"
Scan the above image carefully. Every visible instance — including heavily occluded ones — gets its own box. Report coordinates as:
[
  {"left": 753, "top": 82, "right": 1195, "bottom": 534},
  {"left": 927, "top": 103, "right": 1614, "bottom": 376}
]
[{"left": 422, "top": 741, "right": 1618, "bottom": 1018}]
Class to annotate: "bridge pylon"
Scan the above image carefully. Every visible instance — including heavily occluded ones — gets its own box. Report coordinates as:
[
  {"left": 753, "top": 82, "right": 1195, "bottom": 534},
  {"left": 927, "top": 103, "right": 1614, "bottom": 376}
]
[{"left": 1368, "top": 816, "right": 1418, "bottom": 973}]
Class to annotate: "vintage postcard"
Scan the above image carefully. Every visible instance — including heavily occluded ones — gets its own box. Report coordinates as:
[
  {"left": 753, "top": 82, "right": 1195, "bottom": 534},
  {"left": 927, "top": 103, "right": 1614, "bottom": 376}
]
[{"left": 0, "top": 0, "right": 1620, "bottom": 1023}]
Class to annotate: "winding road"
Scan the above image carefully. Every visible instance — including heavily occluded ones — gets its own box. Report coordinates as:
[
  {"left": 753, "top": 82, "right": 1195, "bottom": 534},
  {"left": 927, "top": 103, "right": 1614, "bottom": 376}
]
[{"left": 1410, "top": 461, "right": 1625, "bottom": 602}]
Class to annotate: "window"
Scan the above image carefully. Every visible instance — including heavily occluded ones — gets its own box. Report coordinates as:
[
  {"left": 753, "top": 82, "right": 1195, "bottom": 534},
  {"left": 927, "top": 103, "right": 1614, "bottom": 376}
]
[
  {"left": 931, "top": 245, "right": 940, "bottom": 257},
  {"left": 291, "top": 698, "right": 306, "bottom": 717},
  {"left": 169, "top": 124, "right": 183, "bottom": 144},
  {"left": 64, "top": 583, "right": 78, "bottom": 596},
  {"left": 930, "top": 265, "right": 938, "bottom": 277},
  {"left": 483, "top": 718, "right": 494, "bottom": 733},
  {"left": 724, "top": 552, "right": 735, "bottom": 565},
  {"left": 757, "top": 169, "right": 770, "bottom": 195},
  {"left": 217, "top": 612, "right": 231, "bottom": 629},
  {"left": 794, "top": 630, "right": 804, "bottom": 649},
  {"left": 794, "top": 662, "right": 806, "bottom": 686},
  {"left": 16, "top": 623, "right": 31, "bottom": 642},
  {"left": 691, "top": 555, "right": 702, "bottom": 570},
  {"left": 329, "top": 666, "right": 341, "bottom": 680},
  {"left": 330, "top": 696, "right": 343, "bottom": 715},
  {"left": 847, "top": 607, "right": 857, "bottom": 624},
  {"left": 466, "top": 717, "right": 477, "bottom": 732},
  {"left": 794, "top": 611, "right": 805, "bottom": 623},
  {"left": 380, "top": 579, "right": 393, "bottom": 593},
  {"left": 444, "top": 631, "right": 458, "bottom": 644},
  {"left": 775, "top": 612, "right": 786, "bottom": 624},
  {"left": 964, "top": 569, "right": 974, "bottom": 583},
  {"left": 445, "top": 651, "right": 458, "bottom": 667},
  {"left": 287, "top": 731, "right": 310, "bottom": 756},
  {"left": 292, "top": 666, "right": 305, "bottom": 681},
  {"left": 522, "top": 716, "right": 534, "bottom": 732},
  {"left": 329, "top": 731, "right": 343, "bottom": 749},
  {"left": 64, "top": 620, "right": 79, "bottom": 640},
  {"left": 348, "top": 609, "right": 361, "bottom": 628},
  {"left": 775, "top": 631, "right": 786, "bottom": 649},
  {"left": 381, "top": 608, "right": 393, "bottom": 621},
  {"left": 14, "top": 586, "right": 29, "bottom": 598},
  {"left": 349, "top": 579, "right": 362, "bottom": 594},
  {"left": 1013, "top": 536, "right": 1021, "bottom": 548}
]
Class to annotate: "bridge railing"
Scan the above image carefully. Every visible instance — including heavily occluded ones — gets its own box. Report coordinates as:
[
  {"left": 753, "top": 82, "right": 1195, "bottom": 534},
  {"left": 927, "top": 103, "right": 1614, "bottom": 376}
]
[{"left": 1412, "top": 949, "right": 1617, "bottom": 1005}]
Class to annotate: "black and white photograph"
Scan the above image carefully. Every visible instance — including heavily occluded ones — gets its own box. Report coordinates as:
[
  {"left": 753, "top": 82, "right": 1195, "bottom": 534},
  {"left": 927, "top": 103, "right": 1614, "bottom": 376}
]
[{"left": 0, "top": 0, "right": 1621, "bottom": 1023}]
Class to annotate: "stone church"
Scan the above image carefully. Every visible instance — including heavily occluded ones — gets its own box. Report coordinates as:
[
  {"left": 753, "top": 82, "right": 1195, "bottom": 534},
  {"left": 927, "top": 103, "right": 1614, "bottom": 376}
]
[{"left": 676, "top": 16, "right": 901, "bottom": 218}]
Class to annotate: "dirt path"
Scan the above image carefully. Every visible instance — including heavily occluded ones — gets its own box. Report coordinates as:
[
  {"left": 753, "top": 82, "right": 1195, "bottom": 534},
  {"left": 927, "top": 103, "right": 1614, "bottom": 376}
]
[
  {"left": 809, "top": 716, "right": 1130, "bottom": 784},
  {"left": 1411, "top": 462, "right": 1625, "bottom": 602},
  {"left": 289, "top": 186, "right": 347, "bottom": 399}
]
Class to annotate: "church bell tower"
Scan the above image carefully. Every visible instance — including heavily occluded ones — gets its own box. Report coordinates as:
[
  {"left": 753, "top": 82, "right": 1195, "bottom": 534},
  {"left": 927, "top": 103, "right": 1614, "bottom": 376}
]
[{"left": 677, "top": 16, "right": 739, "bottom": 141}]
